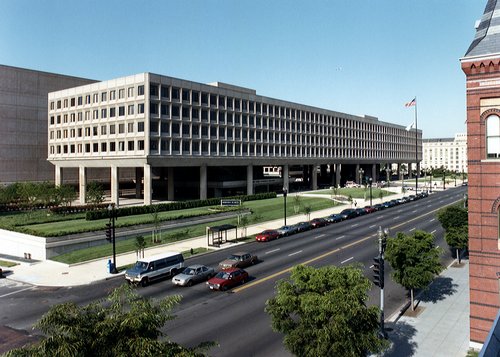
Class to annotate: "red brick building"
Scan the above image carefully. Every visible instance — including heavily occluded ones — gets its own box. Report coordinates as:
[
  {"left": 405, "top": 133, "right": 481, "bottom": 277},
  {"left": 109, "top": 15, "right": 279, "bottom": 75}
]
[{"left": 461, "top": 0, "right": 500, "bottom": 348}]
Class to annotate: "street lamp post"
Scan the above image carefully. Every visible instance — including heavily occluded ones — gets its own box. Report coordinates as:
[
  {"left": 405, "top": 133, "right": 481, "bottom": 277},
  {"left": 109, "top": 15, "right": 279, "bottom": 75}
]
[
  {"left": 376, "top": 226, "right": 389, "bottom": 339},
  {"left": 107, "top": 203, "right": 118, "bottom": 274},
  {"left": 369, "top": 177, "right": 373, "bottom": 206},
  {"left": 359, "top": 168, "right": 364, "bottom": 186},
  {"left": 429, "top": 167, "right": 433, "bottom": 193},
  {"left": 283, "top": 188, "right": 287, "bottom": 226}
]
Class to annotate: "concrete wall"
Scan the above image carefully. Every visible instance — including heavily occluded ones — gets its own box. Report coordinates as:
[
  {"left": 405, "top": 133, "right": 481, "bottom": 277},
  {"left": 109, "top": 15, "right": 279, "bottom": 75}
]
[{"left": 0, "top": 229, "right": 48, "bottom": 260}]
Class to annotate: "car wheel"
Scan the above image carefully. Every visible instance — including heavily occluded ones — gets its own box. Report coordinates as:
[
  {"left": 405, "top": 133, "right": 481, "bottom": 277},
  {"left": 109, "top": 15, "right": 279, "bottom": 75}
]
[
  {"left": 187, "top": 280, "right": 193, "bottom": 287},
  {"left": 241, "top": 278, "right": 246, "bottom": 284},
  {"left": 221, "top": 285, "right": 228, "bottom": 291},
  {"left": 141, "top": 278, "right": 149, "bottom": 287}
]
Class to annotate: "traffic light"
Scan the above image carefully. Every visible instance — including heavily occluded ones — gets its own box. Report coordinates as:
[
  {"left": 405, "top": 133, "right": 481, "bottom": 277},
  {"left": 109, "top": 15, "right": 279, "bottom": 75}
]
[
  {"left": 373, "top": 257, "right": 384, "bottom": 288},
  {"left": 105, "top": 223, "right": 112, "bottom": 242}
]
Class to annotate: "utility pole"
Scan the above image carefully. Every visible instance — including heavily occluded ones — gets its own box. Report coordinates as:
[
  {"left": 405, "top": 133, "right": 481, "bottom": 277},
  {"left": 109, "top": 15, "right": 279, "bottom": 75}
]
[{"left": 373, "top": 226, "right": 389, "bottom": 338}]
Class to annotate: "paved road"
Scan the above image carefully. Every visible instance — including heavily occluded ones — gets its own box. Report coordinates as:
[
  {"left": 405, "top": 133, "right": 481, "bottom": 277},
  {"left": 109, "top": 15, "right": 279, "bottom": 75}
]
[{"left": 0, "top": 187, "right": 465, "bottom": 356}]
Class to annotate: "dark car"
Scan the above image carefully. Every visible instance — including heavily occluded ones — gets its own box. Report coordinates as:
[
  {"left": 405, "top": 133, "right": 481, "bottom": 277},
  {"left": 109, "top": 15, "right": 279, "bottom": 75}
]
[
  {"left": 310, "top": 218, "right": 328, "bottom": 228},
  {"left": 219, "top": 252, "right": 258, "bottom": 270},
  {"left": 255, "top": 229, "right": 280, "bottom": 242},
  {"left": 295, "top": 221, "right": 313, "bottom": 232},
  {"left": 355, "top": 208, "right": 367, "bottom": 216},
  {"left": 363, "top": 206, "right": 376, "bottom": 214},
  {"left": 340, "top": 208, "right": 358, "bottom": 219},
  {"left": 373, "top": 203, "right": 385, "bottom": 211},
  {"left": 382, "top": 201, "right": 395, "bottom": 208},
  {"left": 326, "top": 214, "right": 343, "bottom": 223},
  {"left": 206, "top": 268, "right": 249, "bottom": 291}
]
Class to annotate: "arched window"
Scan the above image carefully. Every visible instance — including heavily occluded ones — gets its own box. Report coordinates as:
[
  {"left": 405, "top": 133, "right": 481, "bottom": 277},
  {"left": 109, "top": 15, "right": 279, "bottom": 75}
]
[{"left": 487, "top": 114, "right": 500, "bottom": 158}]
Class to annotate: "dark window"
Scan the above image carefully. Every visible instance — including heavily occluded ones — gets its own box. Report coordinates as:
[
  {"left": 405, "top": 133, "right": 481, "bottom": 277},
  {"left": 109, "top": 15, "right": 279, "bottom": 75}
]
[
  {"left": 172, "top": 105, "right": 180, "bottom": 117},
  {"left": 182, "top": 89, "right": 190, "bottom": 102},
  {"left": 201, "top": 93, "right": 208, "bottom": 105},
  {"left": 161, "top": 86, "right": 169, "bottom": 98},
  {"left": 172, "top": 88, "right": 180, "bottom": 101},
  {"left": 192, "top": 91, "right": 200, "bottom": 104},
  {"left": 138, "top": 85, "right": 145, "bottom": 96},
  {"left": 150, "top": 84, "right": 158, "bottom": 96}
]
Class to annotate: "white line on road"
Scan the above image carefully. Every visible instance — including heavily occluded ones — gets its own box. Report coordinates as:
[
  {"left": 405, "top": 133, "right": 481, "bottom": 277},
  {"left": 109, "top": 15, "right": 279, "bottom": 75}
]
[
  {"left": 427, "top": 205, "right": 432, "bottom": 208},
  {"left": 377, "top": 216, "right": 383, "bottom": 219},
  {"left": 351, "top": 224, "right": 359, "bottom": 228},
  {"left": 431, "top": 230, "right": 436, "bottom": 234},
  {"left": 430, "top": 218, "right": 435, "bottom": 222},
  {"left": 314, "top": 234, "right": 325, "bottom": 239},
  {"left": 412, "top": 210, "right": 417, "bottom": 213},
  {"left": 369, "top": 265, "right": 374, "bottom": 269},
  {"left": 341, "top": 257, "right": 354, "bottom": 264},
  {"left": 369, "top": 225, "right": 376, "bottom": 228},
  {"left": 288, "top": 250, "right": 303, "bottom": 257},
  {"left": 409, "top": 228, "right": 415, "bottom": 231},
  {"left": 265, "top": 248, "right": 281, "bottom": 255},
  {"left": 336, "top": 235, "right": 345, "bottom": 240},
  {"left": 0, "top": 286, "right": 33, "bottom": 298},
  {"left": 393, "top": 216, "right": 400, "bottom": 220}
]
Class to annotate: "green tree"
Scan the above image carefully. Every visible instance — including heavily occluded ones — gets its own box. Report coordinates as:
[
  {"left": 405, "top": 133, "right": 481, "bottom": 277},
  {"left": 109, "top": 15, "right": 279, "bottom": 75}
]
[
  {"left": 86, "top": 182, "right": 105, "bottom": 206},
  {"left": 17, "top": 182, "right": 39, "bottom": 210},
  {"left": 5, "top": 284, "right": 215, "bottom": 357},
  {"left": 293, "top": 194, "right": 302, "bottom": 214},
  {"left": 135, "top": 235, "right": 147, "bottom": 259},
  {"left": 445, "top": 225, "right": 468, "bottom": 264},
  {"left": 55, "top": 185, "right": 77, "bottom": 207},
  {"left": 303, "top": 204, "right": 312, "bottom": 221},
  {"left": 384, "top": 230, "right": 443, "bottom": 311},
  {"left": 150, "top": 204, "right": 161, "bottom": 243},
  {"left": 265, "top": 265, "right": 387, "bottom": 357},
  {"left": 437, "top": 205, "right": 468, "bottom": 232},
  {"left": 238, "top": 214, "right": 249, "bottom": 238}
]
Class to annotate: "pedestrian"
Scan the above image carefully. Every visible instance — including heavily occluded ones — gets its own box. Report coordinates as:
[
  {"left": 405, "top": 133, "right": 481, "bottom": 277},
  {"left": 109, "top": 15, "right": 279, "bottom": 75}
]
[{"left": 354, "top": 201, "right": 357, "bottom": 208}]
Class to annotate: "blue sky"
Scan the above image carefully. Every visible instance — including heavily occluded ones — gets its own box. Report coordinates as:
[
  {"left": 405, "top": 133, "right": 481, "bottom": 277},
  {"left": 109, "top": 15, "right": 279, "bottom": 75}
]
[{"left": 0, "top": 0, "right": 486, "bottom": 138}]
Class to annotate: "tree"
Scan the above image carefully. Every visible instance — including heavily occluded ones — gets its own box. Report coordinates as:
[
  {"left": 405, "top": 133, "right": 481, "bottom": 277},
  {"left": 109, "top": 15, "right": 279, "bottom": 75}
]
[
  {"left": 445, "top": 225, "right": 468, "bottom": 264},
  {"left": 150, "top": 204, "right": 161, "bottom": 243},
  {"left": 437, "top": 205, "right": 468, "bottom": 232},
  {"left": 265, "top": 265, "right": 387, "bottom": 357},
  {"left": 135, "top": 235, "right": 147, "bottom": 259},
  {"left": 293, "top": 194, "right": 302, "bottom": 214},
  {"left": 303, "top": 205, "right": 312, "bottom": 221},
  {"left": 55, "top": 185, "right": 77, "bottom": 207},
  {"left": 5, "top": 284, "right": 215, "bottom": 357},
  {"left": 238, "top": 214, "right": 249, "bottom": 239},
  {"left": 384, "top": 230, "right": 443, "bottom": 311},
  {"left": 86, "top": 182, "right": 105, "bottom": 206}
]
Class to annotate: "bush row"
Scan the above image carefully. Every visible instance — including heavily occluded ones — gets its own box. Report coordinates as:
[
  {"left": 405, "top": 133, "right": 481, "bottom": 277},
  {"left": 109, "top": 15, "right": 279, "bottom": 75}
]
[
  {"left": 49, "top": 203, "right": 109, "bottom": 215},
  {"left": 85, "top": 192, "right": 276, "bottom": 221}
]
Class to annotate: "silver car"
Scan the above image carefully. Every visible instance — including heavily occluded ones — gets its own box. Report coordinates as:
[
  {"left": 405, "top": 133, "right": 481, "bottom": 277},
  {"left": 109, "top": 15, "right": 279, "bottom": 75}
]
[{"left": 172, "top": 264, "right": 215, "bottom": 287}]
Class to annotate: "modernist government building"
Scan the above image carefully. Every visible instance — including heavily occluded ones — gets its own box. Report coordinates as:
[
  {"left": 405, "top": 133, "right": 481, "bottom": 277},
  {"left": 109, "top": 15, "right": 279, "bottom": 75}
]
[{"left": 47, "top": 72, "right": 422, "bottom": 206}]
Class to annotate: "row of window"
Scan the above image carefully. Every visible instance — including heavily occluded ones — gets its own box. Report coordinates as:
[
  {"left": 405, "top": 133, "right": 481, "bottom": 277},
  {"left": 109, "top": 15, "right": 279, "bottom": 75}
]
[
  {"left": 50, "top": 140, "right": 145, "bottom": 155},
  {"left": 49, "top": 85, "right": 145, "bottom": 110},
  {"left": 49, "top": 104, "right": 144, "bottom": 125},
  {"left": 49, "top": 122, "right": 145, "bottom": 139}
]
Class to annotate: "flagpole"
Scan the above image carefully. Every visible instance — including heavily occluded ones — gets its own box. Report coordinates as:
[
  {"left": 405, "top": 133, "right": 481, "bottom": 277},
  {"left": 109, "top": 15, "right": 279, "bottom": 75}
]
[{"left": 414, "top": 97, "right": 418, "bottom": 193}]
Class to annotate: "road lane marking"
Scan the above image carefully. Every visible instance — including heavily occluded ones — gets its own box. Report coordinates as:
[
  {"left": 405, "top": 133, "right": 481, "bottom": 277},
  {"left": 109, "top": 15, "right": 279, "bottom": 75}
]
[
  {"left": 233, "top": 198, "right": 462, "bottom": 294},
  {"left": 430, "top": 218, "right": 435, "bottom": 222},
  {"left": 369, "top": 225, "right": 376, "bottom": 228},
  {"left": 427, "top": 205, "right": 432, "bottom": 208},
  {"left": 377, "top": 216, "right": 383, "bottom": 219},
  {"left": 288, "top": 250, "right": 302, "bottom": 257},
  {"left": 393, "top": 216, "right": 400, "bottom": 220},
  {"left": 265, "top": 248, "right": 280, "bottom": 255},
  {"left": 336, "top": 235, "right": 345, "bottom": 240},
  {"left": 409, "top": 228, "right": 415, "bottom": 231},
  {"left": 412, "top": 210, "right": 417, "bottom": 213},
  {"left": 369, "top": 265, "right": 374, "bottom": 269},
  {"left": 431, "top": 230, "right": 436, "bottom": 234},
  {"left": 351, "top": 224, "right": 359, "bottom": 227},
  {"left": 341, "top": 257, "right": 353, "bottom": 264},
  {"left": 0, "top": 286, "right": 33, "bottom": 298},
  {"left": 314, "top": 234, "right": 325, "bottom": 239}
]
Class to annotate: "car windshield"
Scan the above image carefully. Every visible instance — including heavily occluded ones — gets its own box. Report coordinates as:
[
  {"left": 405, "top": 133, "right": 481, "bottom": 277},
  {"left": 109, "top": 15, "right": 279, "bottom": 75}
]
[
  {"left": 134, "top": 261, "right": 149, "bottom": 271},
  {"left": 228, "top": 255, "right": 242, "bottom": 261},
  {"left": 215, "top": 271, "right": 230, "bottom": 279},
  {"left": 182, "top": 267, "right": 195, "bottom": 275}
]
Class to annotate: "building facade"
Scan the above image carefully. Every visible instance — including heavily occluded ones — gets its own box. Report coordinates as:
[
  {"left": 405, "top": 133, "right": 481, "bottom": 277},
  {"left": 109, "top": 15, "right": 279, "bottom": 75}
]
[
  {"left": 421, "top": 133, "right": 468, "bottom": 173},
  {"left": 461, "top": 0, "right": 500, "bottom": 348},
  {"left": 0, "top": 65, "right": 97, "bottom": 184},
  {"left": 48, "top": 72, "right": 422, "bottom": 205}
]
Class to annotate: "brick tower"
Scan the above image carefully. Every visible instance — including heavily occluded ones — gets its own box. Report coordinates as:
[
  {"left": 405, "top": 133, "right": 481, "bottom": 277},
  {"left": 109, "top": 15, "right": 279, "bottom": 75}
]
[{"left": 461, "top": 0, "right": 500, "bottom": 348}]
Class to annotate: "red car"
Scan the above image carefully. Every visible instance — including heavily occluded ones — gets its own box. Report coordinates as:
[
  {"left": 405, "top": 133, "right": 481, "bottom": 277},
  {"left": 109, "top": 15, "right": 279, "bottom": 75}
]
[
  {"left": 364, "top": 206, "right": 376, "bottom": 214},
  {"left": 206, "top": 268, "right": 249, "bottom": 291},
  {"left": 310, "top": 218, "right": 328, "bottom": 228},
  {"left": 255, "top": 229, "right": 280, "bottom": 242}
]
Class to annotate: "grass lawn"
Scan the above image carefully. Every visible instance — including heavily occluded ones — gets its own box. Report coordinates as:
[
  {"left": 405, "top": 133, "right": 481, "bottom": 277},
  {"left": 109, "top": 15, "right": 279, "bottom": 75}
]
[
  {"left": 50, "top": 196, "right": 336, "bottom": 264},
  {"left": 307, "top": 187, "right": 394, "bottom": 199},
  {"left": 0, "top": 260, "right": 18, "bottom": 267}
]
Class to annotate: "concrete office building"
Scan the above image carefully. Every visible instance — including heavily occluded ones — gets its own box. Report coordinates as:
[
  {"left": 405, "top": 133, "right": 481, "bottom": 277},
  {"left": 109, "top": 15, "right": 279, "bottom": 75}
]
[
  {"left": 0, "top": 65, "right": 97, "bottom": 184},
  {"left": 461, "top": 0, "right": 500, "bottom": 348},
  {"left": 48, "top": 72, "right": 422, "bottom": 206},
  {"left": 422, "top": 133, "right": 468, "bottom": 173}
]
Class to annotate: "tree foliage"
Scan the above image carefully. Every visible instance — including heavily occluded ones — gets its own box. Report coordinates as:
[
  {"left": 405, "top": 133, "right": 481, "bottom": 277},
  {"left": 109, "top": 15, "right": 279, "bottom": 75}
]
[
  {"left": 85, "top": 182, "right": 105, "bottom": 206},
  {"left": 265, "top": 264, "right": 387, "bottom": 357},
  {"left": 5, "top": 284, "right": 215, "bottom": 357},
  {"left": 437, "top": 205, "right": 468, "bottom": 232},
  {"left": 384, "top": 230, "right": 443, "bottom": 310},
  {"left": 445, "top": 225, "right": 468, "bottom": 263}
]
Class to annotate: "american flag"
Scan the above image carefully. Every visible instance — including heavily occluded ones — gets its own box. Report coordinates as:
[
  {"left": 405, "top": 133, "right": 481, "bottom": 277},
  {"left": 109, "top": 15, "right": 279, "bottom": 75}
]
[{"left": 405, "top": 98, "right": 416, "bottom": 107}]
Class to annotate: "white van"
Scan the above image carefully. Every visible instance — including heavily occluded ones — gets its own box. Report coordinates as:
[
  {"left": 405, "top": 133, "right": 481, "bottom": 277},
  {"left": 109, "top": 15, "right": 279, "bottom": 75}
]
[{"left": 125, "top": 252, "right": 184, "bottom": 286}]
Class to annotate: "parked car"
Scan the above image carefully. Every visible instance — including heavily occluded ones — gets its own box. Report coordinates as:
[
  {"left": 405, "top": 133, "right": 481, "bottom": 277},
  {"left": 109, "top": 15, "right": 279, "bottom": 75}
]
[
  {"left": 382, "top": 201, "right": 395, "bottom": 208},
  {"left": 310, "top": 217, "right": 328, "bottom": 228},
  {"left": 172, "top": 264, "right": 215, "bottom": 287},
  {"left": 219, "top": 251, "right": 258, "bottom": 270},
  {"left": 295, "top": 221, "right": 313, "bottom": 232},
  {"left": 373, "top": 203, "right": 385, "bottom": 211},
  {"left": 355, "top": 208, "right": 367, "bottom": 216},
  {"left": 408, "top": 195, "right": 417, "bottom": 201},
  {"left": 363, "top": 206, "right": 376, "bottom": 214},
  {"left": 206, "top": 268, "right": 249, "bottom": 291},
  {"left": 255, "top": 229, "right": 280, "bottom": 242},
  {"left": 339, "top": 208, "right": 358, "bottom": 219},
  {"left": 326, "top": 214, "right": 343, "bottom": 223},
  {"left": 276, "top": 225, "right": 299, "bottom": 237}
]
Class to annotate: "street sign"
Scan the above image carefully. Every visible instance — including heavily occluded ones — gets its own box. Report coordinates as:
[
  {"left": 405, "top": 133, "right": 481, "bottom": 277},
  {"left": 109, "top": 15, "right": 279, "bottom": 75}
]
[{"left": 220, "top": 199, "right": 241, "bottom": 207}]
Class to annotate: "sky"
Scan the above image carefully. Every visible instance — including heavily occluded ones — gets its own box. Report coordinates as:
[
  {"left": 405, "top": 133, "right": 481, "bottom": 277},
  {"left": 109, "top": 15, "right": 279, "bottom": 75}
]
[{"left": 0, "top": 0, "right": 487, "bottom": 139}]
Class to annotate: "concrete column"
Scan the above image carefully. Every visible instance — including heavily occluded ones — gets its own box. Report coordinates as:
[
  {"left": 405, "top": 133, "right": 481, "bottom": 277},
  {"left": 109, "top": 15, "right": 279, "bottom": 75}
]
[
  {"left": 372, "top": 164, "right": 377, "bottom": 182},
  {"left": 144, "top": 164, "right": 152, "bottom": 205},
  {"left": 312, "top": 164, "right": 318, "bottom": 190},
  {"left": 386, "top": 163, "right": 391, "bottom": 182},
  {"left": 282, "top": 164, "right": 289, "bottom": 192},
  {"left": 55, "top": 165, "right": 63, "bottom": 186},
  {"left": 167, "top": 167, "right": 174, "bottom": 201},
  {"left": 200, "top": 165, "right": 207, "bottom": 200},
  {"left": 247, "top": 164, "right": 254, "bottom": 195},
  {"left": 355, "top": 164, "right": 361, "bottom": 184},
  {"left": 135, "top": 167, "right": 142, "bottom": 198},
  {"left": 111, "top": 166, "right": 120, "bottom": 207},
  {"left": 408, "top": 163, "right": 413, "bottom": 179},
  {"left": 398, "top": 163, "right": 402, "bottom": 180},
  {"left": 79, "top": 165, "right": 87, "bottom": 205},
  {"left": 336, "top": 164, "right": 341, "bottom": 187}
]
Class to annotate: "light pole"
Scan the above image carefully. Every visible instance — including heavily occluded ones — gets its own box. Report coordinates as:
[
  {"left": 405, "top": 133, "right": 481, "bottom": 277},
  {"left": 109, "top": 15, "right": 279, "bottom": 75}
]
[
  {"left": 107, "top": 203, "right": 118, "bottom": 274},
  {"left": 369, "top": 177, "right": 373, "bottom": 206},
  {"left": 375, "top": 226, "right": 389, "bottom": 339},
  {"left": 282, "top": 187, "right": 287, "bottom": 226},
  {"left": 429, "top": 167, "right": 433, "bottom": 193},
  {"left": 359, "top": 168, "right": 364, "bottom": 186}
]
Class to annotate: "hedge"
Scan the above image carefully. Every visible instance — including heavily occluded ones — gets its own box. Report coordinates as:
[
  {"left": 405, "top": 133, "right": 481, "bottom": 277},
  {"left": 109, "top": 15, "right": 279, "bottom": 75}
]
[{"left": 85, "top": 192, "right": 276, "bottom": 221}]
